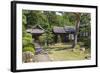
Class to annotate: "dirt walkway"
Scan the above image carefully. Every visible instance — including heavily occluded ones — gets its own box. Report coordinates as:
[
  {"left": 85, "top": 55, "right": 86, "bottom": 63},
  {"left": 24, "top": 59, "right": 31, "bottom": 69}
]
[{"left": 33, "top": 53, "right": 51, "bottom": 62}]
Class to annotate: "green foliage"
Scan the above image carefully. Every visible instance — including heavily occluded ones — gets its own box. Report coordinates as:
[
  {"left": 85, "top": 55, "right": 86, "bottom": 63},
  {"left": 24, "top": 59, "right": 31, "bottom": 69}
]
[
  {"left": 22, "top": 10, "right": 36, "bottom": 55},
  {"left": 23, "top": 46, "right": 35, "bottom": 54},
  {"left": 22, "top": 10, "right": 91, "bottom": 49},
  {"left": 23, "top": 10, "right": 77, "bottom": 29},
  {"left": 80, "top": 13, "right": 91, "bottom": 25},
  {"left": 79, "top": 13, "right": 91, "bottom": 48},
  {"left": 27, "top": 11, "right": 38, "bottom": 25},
  {"left": 46, "top": 32, "right": 54, "bottom": 44},
  {"left": 43, "top": 11, "right": 57, "bottom": 26},
  {"left": 22, "top": 33, "right": 35, "bottom": 54},
  {"left": 24, "top": 33, "right": 32, "bottom": 38},
  {"left": 39, "top": 32, "right": 54, "bottom": 45},
  {"left": 22, "top": 12, "right": 27, "bottom": 37},
  {"left": 83, "top": 37, "right": 91, "bottom": 48},
  {"left": 22, "top": 14, "right": 27, "bottom": 25},
  {"left": 56, "top": 15, "right": 64, "bottom": 26},
  {"left": 39, "top": 33, "right": 47, "bottom": 44},
  {"left": 63, "top": 13, "right": 76, "bottom": 26},
  {"left": 22, "top": 33, "right": 33, "bottom": 46},
  {"left": 26, "top": 11, "right": 49, "bottom": 28},
  {"left": 22, "top": 25, "right": 26, "bottom": 37}
]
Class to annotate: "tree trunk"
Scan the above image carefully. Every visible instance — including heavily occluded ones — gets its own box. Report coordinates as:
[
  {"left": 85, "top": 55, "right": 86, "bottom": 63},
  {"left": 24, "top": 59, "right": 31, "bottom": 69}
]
[{"left": 72, "top": 13, "right": 80, "bottom": 48}]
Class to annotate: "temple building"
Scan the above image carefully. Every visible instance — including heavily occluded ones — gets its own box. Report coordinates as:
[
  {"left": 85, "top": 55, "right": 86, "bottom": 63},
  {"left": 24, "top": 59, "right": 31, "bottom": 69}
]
[{"left": 26, "top": 25, "right": 76, "bottom": 43}]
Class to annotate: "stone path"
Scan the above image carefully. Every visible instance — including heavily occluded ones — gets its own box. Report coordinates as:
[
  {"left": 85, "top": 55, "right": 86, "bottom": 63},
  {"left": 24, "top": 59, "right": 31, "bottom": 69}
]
[
  {"left": 33, "top": 53, "right": 51, "bottom": 62},
  {"left": 33, "top": 42, "right": 51, "bottom": 62}
]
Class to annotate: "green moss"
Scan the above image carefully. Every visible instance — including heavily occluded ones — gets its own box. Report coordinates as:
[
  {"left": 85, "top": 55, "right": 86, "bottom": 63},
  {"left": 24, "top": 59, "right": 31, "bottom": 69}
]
[
  {"left": 49, "top": 49, "right": 90, "bottom": 61},
  {"left": 47, "top": 43, "right": 90, "bottom": 61}
]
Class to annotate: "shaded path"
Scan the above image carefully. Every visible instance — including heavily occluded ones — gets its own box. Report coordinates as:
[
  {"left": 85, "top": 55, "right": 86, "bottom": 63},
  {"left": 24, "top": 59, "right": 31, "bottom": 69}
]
[{"left": 33, "top": 42, "right": 51, "bottom": 62}]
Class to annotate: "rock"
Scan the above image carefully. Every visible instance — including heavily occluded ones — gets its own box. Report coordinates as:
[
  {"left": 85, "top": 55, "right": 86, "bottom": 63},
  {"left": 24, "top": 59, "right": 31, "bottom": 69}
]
[
  {"left": 72, "top": 49, "right": 77, "bottom": 52},
  {"left": 80, "top": 48, "right": 85, "bottom": 52},
  {"left": 22, "top": 51, "right": 34, "bottom": 63},
  {"left": 85, "top": 54, "right": 91, "bottom": 59},
  {"left": 78, "top": 48, "right": 85, "bottom": 54}
]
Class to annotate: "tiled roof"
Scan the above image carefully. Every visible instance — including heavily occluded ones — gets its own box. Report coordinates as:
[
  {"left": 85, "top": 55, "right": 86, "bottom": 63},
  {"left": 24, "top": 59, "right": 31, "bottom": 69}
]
[
  {"left": 53, "top": 26, "right": 66, "bottom": 33},
  {"left": 53, "top": 26, "right": 75, "bottom": 34}
]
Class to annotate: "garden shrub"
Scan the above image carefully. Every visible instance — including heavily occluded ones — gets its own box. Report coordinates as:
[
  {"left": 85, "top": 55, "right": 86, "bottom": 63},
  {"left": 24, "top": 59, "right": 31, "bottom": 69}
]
[
  {"left": 22, "top": 33, "right": 33, "bottom": 46},
  {"left": 47, "top": 32, "right": 54, "bottom": 44},
  {"left": 39, "top": 32, "right": 54, "bottom": 46},
  {"left": 23, "top": 42, "right": 35, "bottom": 48},
  {"left": 84, "top": 38, "right": 91, "bottom": 49},
  {"left": 79, "top": 37, "right": 90, "bottom": 49},
  {"left": 23, "top": 46, "right": 35, "bottom": 54},
  {"left": 22, "top": 32, "right": 35, "bottom": 55},
  {"left": 39, "top": 33, "right": 47, "bottom": 44},
  {"left": 25, "top": 33, "right": 32, "bottom": 38}
]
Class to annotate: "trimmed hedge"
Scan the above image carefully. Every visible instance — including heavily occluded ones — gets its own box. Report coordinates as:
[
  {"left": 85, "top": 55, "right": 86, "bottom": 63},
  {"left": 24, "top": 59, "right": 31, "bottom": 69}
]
[{"left": 23, "top": 46, "right": 35, "bottom": 54}]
